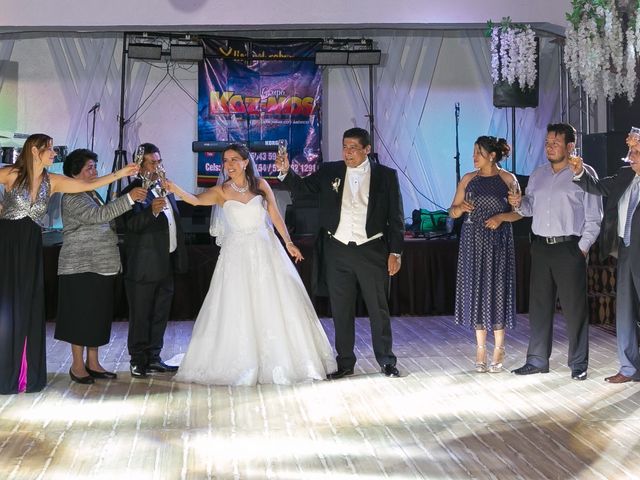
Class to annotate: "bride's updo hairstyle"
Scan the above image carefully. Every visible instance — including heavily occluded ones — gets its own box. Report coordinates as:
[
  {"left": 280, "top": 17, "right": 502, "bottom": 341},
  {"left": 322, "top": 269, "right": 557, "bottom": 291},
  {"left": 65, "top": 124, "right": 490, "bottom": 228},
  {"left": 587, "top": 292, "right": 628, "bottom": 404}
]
[
  {"left": 475, "top": 136, "right": 511, "bottom": 164},
  {"left": 221, "top": 143, "right": 266, "bottom": 200}
]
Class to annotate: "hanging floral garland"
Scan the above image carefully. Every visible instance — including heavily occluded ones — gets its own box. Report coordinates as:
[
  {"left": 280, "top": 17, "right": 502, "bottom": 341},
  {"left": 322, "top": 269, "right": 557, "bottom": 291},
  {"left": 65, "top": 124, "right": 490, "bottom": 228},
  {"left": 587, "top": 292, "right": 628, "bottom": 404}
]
[
  {"left": 486, "top": 17, "right": 538, "bottom": 90},
  {"left": 565, "top": 0, "right": 640, "bottom": 103}
]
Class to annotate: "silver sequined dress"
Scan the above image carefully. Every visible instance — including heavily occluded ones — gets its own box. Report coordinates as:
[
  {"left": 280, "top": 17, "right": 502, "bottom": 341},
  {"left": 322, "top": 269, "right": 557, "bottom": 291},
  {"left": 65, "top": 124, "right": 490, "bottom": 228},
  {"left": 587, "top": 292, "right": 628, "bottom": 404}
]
[{"left": 0, "top": 170, "right": 51, "bottom": 394}]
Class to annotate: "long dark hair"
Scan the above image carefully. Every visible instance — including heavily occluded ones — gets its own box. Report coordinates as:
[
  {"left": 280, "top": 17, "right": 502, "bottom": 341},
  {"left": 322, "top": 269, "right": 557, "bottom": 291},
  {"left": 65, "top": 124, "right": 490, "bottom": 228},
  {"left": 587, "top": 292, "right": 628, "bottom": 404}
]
[
  {"left": 12, "top": 133, "right": 53, "bottom": 189},
  {"left": 221, "top": 143, "right": 266, "bottom": 200}
]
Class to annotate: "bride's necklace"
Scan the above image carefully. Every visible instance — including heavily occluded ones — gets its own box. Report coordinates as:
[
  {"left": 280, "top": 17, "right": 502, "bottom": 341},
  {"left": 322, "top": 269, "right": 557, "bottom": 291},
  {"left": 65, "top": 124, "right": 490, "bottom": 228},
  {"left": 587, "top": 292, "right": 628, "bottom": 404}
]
[{"left": 229, "top": 179, "right": 249, "bottom": 194}]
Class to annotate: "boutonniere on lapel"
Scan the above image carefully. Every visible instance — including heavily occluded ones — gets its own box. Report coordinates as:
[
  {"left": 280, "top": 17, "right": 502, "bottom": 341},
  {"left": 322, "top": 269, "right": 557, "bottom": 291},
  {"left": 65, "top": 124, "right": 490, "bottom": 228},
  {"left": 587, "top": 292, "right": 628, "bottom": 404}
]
[{"left": 332, "top": 178, "right": 341, "bottom": 193}]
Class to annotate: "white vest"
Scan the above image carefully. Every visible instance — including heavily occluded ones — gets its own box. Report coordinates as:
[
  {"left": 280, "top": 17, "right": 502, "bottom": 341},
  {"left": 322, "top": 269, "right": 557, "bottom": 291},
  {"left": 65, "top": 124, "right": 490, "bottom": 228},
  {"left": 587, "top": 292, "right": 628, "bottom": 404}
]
[{"left": 333, "top": 159, "right": 382, "bottom": 245}]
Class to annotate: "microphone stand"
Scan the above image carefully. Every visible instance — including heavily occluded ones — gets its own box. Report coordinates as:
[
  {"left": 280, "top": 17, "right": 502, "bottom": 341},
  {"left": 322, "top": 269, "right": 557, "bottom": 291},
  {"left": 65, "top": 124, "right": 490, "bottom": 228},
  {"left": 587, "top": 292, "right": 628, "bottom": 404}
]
[
  {"left": 454, "top": 102, "right": 461, "bottom": 184},
  {"left": 90, "top": 105, "right": 98, "bottom": 151}
]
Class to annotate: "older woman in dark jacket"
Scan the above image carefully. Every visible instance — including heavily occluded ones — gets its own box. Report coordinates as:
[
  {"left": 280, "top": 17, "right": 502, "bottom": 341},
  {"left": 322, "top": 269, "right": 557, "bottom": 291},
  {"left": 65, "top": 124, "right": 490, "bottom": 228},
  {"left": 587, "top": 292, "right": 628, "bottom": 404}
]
[{"left": 55, "top": 149, "right": 146, "bottom": 384}]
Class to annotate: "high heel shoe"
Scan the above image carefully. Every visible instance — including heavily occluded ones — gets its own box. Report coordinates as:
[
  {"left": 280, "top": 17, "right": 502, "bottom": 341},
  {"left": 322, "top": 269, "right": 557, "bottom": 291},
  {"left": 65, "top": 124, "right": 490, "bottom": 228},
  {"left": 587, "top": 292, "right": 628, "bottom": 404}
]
[
  {"left": 69, "top": 368, "right": 94, "bottom": 385},
  {"left": 489, "top": 346, "right": 506, "bottom": 373},
  {"left": 475, "top": 345, "right": 487, "bottom": 373}
]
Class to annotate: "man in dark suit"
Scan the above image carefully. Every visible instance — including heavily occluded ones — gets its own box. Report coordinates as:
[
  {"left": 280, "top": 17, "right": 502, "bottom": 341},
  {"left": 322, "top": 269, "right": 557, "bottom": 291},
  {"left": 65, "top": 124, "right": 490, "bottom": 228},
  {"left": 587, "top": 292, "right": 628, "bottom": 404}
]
[
  {"left": 570, "top": 137, "right": 640, "bottom": 383},
  {"left": 121, "top": 143, "right": 188, "bottom": 378},
  {"left": 277, "top": 128, "right": 404, "bottom": 379}
]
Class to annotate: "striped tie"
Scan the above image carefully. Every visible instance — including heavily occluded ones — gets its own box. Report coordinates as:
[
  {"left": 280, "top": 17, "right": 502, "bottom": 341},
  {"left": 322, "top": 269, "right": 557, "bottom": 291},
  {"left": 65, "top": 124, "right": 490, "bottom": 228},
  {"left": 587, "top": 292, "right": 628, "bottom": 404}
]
[{"left": 623, "top": 179, "right": 640, "bottom": 247}]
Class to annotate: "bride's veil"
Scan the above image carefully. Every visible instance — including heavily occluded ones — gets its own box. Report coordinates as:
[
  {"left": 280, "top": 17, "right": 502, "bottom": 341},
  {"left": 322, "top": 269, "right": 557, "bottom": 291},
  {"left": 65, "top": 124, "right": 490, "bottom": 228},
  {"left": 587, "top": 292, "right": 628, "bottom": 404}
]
[{"left": 209, "top": 144, "right": 262, "bottom": 246}]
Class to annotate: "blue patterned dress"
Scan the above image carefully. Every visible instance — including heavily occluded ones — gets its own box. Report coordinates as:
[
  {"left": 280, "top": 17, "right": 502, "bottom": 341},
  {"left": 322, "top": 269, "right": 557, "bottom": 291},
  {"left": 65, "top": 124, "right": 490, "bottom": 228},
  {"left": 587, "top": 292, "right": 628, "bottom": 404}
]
[{"left": 455, "top": 174, "right": 516, "bottom": 331}]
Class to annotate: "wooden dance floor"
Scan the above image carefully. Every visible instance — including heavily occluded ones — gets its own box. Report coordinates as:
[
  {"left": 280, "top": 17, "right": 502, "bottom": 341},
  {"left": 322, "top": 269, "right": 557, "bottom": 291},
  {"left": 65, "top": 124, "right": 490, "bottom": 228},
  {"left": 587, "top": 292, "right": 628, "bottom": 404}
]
[{"left": 1, "top": 315, "right": 639, "bottom": 479}]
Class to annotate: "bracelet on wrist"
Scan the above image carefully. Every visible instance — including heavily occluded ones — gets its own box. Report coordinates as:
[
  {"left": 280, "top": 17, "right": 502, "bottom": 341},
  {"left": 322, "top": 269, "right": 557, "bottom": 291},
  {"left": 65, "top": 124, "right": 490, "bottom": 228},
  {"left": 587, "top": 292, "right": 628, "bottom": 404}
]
[{"left": 285, "top": 241, "right": 294, "bottom": 246}]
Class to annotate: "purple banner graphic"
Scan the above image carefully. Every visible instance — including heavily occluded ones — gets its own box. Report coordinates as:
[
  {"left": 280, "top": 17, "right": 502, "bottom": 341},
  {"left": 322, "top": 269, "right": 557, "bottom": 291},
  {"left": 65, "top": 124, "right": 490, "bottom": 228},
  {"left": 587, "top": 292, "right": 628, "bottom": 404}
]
[{"left": 197, "top": 39, "right": 323, "bottom": 186}]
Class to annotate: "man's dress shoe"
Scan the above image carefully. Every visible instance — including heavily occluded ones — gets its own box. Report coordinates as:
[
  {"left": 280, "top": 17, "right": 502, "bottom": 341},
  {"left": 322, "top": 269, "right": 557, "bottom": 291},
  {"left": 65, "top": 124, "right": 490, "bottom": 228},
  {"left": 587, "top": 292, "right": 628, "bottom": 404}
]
[
  {"left": 147, "top": 361, "right": 178, "bottom": 373},
  {"left": 511, "top": 363, "right": 549, "bottom": 375},
  {"left": 571, "top": 370, "right": 588, "bottom": 381},
  {"left": 326, "top": 368, "right": 354, "bottom": 380},
  {"left": 86, "top": 366, "right": 117, "bottom": 379},
  {"left": 69, "top": 369, "right": 94, "bottom": 385},
  {"left": 604, "top": 372, "right": 639, "bottom": 384},
  {"left": 381, "top": 364, "right": 400, "bottom": 377},
  {"left": 130, "top": 364, "right": 148, "bottom": 378}
]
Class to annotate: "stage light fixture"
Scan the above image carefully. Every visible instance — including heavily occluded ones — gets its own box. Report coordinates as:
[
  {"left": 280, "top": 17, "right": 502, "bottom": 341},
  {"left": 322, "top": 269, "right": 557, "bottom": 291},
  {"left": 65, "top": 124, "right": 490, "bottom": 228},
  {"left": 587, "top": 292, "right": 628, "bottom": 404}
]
[
  {"left": 128, "top": 43, "right": 163, "bottom": 60},
  {"left": 314, "top": 50, "right": 349, "bottom": 66},
  {"left": 170, "top": 44, "right": 204, "bottom": 62},
  {"left": 348, "top": 50, "right": 381, "bottom": 66}
]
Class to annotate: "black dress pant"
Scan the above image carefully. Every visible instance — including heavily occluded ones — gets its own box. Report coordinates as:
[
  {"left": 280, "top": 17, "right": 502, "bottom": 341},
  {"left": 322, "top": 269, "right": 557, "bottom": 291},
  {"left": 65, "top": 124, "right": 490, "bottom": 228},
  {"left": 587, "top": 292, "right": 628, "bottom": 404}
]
[
  {"left": 325, "top": 236, "right": 396, "bottom": 370},
  {"left": 125, "top": 274, "right": 174, "bottom": 366},
  {"left": 526, "top": 238, "right": 589, "bottom": 371}
]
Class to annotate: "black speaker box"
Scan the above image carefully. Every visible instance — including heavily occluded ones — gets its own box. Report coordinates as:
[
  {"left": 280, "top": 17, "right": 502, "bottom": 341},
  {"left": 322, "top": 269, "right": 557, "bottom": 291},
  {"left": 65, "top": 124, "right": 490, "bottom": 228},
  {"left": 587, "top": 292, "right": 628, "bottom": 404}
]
[
  {"left": 512, "top": 174, "right": 532, "bottom": 237},
  {"left": 582, "top": 132, "right": 628, "bottom": 178}
]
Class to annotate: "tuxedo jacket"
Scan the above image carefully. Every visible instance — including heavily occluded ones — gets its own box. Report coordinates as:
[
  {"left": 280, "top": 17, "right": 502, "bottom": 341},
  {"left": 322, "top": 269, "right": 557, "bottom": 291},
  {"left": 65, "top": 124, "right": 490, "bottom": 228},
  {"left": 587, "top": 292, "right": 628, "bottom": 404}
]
[
  {"left": 120, "top": 179, "right": 188, "bottom": 282},
  {"left": 282, "top": 161, "right": 405, "bottom": 254},
  {"left": 575, "top": 166, "right": 639, "bottom": 261}
]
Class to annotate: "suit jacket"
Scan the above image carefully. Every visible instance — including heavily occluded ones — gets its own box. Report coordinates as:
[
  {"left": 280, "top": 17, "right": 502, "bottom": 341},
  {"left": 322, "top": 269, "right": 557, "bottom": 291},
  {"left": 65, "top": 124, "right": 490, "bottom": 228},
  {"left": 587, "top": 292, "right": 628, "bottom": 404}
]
[
  {"left": 281, "top": 160, "right": 405, "bottom": 254},
  {"left": 58, "top": 192, "right": 132, "bottom": 275},
  {"left": 120, "top": 179, "right": 188, "bottom": 282},
  {"left": 575, "top": 166, "right": 639, "bottom": 260}
]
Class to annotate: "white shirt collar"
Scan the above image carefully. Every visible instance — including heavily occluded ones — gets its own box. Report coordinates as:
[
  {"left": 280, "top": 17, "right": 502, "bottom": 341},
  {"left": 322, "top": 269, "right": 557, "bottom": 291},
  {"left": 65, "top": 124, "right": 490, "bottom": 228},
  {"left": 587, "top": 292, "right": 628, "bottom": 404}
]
[{"left": 347, "top": 157, "right": 370, "bottom": 174}]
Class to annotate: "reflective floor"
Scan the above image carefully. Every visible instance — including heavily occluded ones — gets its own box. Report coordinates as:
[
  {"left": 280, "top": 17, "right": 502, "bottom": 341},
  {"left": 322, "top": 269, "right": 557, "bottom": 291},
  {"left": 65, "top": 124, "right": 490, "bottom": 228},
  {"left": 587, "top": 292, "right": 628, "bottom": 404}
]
[{"left": 1, "top": 316, "right": 638, "bottom": 479}]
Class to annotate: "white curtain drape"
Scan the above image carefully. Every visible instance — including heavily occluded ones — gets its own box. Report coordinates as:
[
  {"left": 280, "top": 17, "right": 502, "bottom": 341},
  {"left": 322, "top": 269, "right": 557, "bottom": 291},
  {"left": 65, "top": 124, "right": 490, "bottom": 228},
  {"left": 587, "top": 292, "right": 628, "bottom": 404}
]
[
  {"left": 466, "top": 32, "right": 561, "bottom": 175},
  {"left": 329, "top": 32, "right": 562, "bottom": 215},
  {"left": 46, "top": 35, "right": 151, "bottom": 173}
]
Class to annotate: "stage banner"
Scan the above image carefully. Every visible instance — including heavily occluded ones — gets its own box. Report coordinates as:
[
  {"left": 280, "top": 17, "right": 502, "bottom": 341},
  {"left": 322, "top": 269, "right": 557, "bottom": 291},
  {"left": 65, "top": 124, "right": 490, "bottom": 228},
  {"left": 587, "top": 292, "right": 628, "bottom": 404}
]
[{"left": 197, "top": 39, "right": 322, "bottom": 186}]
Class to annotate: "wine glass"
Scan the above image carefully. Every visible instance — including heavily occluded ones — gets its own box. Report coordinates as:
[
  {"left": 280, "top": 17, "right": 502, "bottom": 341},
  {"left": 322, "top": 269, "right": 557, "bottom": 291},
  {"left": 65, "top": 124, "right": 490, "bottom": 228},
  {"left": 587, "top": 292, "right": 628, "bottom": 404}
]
[
  {"left": 464, "top": 190, "right": 475, "bottom": 224},
  {"left": 508, "top": 180, "right": 521, "bottom": 211},
  {"left": 623, "top": 127, "right": 640, "bottom": 163},
  {"left": 277, "top": 139, "right": 288, "bottom": 173}
]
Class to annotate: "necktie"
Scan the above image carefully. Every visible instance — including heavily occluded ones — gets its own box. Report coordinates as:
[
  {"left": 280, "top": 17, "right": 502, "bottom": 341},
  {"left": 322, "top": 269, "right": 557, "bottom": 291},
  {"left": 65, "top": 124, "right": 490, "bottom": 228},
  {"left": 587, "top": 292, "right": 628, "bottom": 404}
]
[{"left": 623, "top": 179, "right": 640, "bottom": 247}]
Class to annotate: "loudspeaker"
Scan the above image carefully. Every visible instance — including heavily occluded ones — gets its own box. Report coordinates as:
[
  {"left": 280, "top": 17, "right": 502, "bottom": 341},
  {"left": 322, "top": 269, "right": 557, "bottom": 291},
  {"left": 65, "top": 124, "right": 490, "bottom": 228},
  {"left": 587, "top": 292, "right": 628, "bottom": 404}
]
[
  {"left": 512, "top": 174, "right": 532, "bottom": 237},
  {"left": 582, "top": 132, "right": 628, "bottom": 178},
  {"left": 128, "top": 43, "right": 162, "bottom": 60},
  {"left": 492, "top": 38, "right": 539, "bottom": 108},
  {"left": 285, "top": 192, "right": 319, "bottom": 235}
]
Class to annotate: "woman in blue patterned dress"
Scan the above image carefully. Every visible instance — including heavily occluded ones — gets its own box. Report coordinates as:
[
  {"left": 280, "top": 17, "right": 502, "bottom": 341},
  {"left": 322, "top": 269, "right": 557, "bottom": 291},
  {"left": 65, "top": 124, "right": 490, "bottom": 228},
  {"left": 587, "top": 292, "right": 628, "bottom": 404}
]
[
  {"left": 0, "top": 134, "right": 138, "bottom": 394},
  {"left": 448, "top": 136, "right": 521, "bottom": 373}
]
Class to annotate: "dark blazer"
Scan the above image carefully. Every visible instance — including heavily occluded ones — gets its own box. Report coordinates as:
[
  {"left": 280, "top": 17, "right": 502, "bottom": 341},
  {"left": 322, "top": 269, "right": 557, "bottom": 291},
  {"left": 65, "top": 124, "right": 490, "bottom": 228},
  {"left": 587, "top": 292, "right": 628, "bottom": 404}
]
[
  {"left": 282, "top": 160, "right": 405, "bottom": 254},
  {"left": 120, "top": 179, "right": 188, "bottom": 282},
  {"left": 575, "top": 166, "right": 639, "bottom": 260}
]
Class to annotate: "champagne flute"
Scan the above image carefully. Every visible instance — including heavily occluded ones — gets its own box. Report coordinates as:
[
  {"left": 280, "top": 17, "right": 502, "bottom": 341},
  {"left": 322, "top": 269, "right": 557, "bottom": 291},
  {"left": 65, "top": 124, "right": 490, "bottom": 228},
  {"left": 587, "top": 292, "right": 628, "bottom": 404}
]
[
  {"left": 508, "top": 180, "right": 521, "bottom": 211},
  {"left": 623, "top": 127, "right": 640, "bottom": 163},
  {"left": 464, "top": 190, "right": 475, "bottom": 224},
  {"left": 277, "top": 139, "right": 287, "bottom": 174}
]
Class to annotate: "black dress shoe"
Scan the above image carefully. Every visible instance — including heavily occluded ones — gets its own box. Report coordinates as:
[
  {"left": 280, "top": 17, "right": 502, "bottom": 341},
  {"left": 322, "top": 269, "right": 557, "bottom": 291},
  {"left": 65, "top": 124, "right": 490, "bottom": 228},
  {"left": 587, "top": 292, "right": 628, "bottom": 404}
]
[
  {"left": 511, "top": 363, "right": 549, "bottom": 375},
  {"left": 85, "top": 366, "right": 118, "bottom": 379},
  {"left": 326, "top": 367, "right": 354, "bottom": 380},
  {"left": 381, "top": 364, "right": 400, "bottom": 377},
  {"left": 130, "top": 364, "right": 148, "bottom": 378},
  {"left": 571, "top": 370, "right": 587, "bottom": 381},
  {"left": 147, "top": 361, "right": 178, "bottom": 373},
  {"left": 69, "top": 368, "right": 95, "bottom": 385}
]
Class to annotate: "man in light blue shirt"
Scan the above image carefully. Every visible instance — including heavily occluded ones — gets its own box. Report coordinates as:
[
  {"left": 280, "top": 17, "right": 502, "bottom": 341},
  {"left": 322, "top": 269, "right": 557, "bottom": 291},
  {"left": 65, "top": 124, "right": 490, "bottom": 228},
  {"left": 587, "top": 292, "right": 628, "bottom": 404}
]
[{"left": 509, "top": 123, "right": 602, "bottom": 380}]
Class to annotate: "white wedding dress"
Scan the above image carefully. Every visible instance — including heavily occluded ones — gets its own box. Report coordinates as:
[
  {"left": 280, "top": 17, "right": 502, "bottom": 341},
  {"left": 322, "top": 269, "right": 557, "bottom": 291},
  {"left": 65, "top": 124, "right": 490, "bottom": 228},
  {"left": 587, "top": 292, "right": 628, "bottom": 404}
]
[{"left": 174, "top": 195, "right": 337, "bottom": 386}]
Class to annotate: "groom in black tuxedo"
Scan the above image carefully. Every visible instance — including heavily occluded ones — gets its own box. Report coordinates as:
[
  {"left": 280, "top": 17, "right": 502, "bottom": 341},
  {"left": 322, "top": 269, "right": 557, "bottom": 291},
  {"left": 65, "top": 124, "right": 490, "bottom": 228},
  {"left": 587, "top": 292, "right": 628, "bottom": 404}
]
[
  {"left": 120, "top": 143, "right": 188, "bottom": 378},
  {"left": 278, "top": 128, "right": 404, "bottom": 378},
  {"left": 571, "top": 137, "right": 640, "bottom": 384}
]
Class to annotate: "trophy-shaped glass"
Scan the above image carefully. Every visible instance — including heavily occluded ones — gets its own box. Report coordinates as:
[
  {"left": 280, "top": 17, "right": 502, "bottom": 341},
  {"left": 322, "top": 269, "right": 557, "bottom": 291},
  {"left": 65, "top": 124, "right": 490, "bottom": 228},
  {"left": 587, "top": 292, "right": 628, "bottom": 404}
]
[
  {"left": 133, "top": 145, "right": 145, "bottom": 166},
  {"left": 278, "top": 139, "right": 287, "bottom": 156},
  {"left": 156, "top": 164, "right": 168, "bottom": 197}
]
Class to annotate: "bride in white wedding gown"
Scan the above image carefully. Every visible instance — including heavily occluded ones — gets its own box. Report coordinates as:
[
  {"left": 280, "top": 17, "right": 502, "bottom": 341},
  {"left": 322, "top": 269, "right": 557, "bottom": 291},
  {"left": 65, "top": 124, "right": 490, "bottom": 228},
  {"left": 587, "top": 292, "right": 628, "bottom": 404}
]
[{"left": 168, "top": 144, "right": 336, "bottom": 386}]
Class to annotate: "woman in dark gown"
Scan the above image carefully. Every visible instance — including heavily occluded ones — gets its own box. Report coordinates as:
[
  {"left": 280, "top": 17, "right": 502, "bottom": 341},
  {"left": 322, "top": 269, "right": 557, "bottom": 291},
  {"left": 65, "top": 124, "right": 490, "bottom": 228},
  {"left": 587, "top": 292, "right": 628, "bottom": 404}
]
[
  {"left": 448, "top": 136, "right": 521, "bottom": 374},
  {"left": 0, "top": 133, "right": 138, "bottom": 394}
]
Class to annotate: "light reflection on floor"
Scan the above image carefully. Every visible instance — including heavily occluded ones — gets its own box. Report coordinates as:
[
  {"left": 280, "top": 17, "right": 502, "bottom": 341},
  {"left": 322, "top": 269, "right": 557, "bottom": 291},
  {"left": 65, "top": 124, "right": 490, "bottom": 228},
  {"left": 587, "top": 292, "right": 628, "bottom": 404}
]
[{"left": 1, "top": 317, "right": 639, "bottom": 479}]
